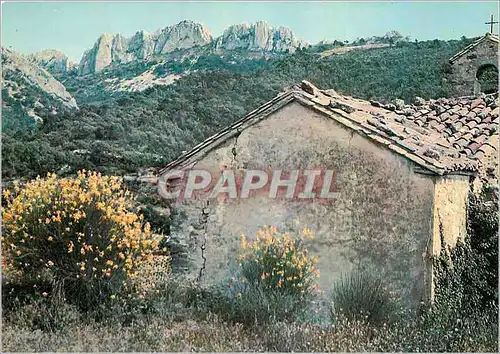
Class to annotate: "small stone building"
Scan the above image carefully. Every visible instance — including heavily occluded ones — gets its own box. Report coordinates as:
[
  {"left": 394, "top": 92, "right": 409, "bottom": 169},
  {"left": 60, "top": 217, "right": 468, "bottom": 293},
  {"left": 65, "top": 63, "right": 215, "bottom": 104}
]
[
  {"left": 448, "top": 33, "right": 499, "bottom": 96},
  {"left": 157, "top": 81, "right": 499, "bottom": 307}
]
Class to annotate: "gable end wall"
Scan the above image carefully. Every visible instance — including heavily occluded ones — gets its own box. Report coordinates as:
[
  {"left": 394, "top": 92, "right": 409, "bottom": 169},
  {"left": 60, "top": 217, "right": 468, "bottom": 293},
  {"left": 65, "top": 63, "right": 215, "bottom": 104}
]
[{"left": 167, "top": 102, "right": 447, "bottom": 308}]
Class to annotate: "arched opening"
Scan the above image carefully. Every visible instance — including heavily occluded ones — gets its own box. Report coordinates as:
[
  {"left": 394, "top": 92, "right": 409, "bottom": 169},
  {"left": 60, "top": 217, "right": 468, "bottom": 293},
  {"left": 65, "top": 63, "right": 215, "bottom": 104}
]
[{"left": 476, "top": 64, "right": 499, "bottom": 94}]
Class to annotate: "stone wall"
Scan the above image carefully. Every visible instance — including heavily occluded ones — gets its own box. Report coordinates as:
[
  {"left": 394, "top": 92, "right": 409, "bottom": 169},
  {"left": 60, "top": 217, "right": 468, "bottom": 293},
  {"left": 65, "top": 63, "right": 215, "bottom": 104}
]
[
  {"left": 449, "top": 37, "right": 498, "bottom": 97},
  {"left": 166, "top": 101, "right": 441, "bottom": 308}
]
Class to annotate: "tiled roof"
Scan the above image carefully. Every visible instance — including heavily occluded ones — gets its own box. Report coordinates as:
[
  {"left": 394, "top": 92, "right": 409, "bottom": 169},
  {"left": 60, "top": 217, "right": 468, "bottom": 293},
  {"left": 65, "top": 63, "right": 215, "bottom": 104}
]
[
  {"left": 369, "top": 91, "right": 498, "bottom": 185},
  {"left": 449, "top": 33, "right": 499, "bottom": 63},
  {"left": 160, "top": 81, "right": 499, "bottom": 178}
]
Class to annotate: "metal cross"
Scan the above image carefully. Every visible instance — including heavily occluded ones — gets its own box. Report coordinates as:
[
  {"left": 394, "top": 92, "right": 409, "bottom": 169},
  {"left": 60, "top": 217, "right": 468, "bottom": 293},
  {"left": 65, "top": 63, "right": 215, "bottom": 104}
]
[{"left": 485, "top": 14, "right": 498, "bottom": 34}]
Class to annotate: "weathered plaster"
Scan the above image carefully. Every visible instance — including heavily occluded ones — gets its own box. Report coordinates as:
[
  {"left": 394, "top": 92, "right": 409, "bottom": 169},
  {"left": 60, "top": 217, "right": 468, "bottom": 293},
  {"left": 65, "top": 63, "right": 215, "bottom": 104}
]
[
  {"left": 427, "top": 174, "right": 471, "bottom": 301},
  {"left": 432, "top": 175, "right": 470, "bottom": 253},
  {"left": 169, "top": 101, "right": 441, "bottom": 307}
]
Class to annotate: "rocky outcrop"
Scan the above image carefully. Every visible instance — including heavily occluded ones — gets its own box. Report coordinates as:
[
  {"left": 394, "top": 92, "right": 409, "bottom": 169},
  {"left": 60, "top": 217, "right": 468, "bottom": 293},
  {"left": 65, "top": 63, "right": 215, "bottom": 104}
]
[
  {"left": 77, "top": 20, "right": 308, "bottom": 75},
  {"left": 78, "top": 20, "right": 212, "bottom": 75},
  {"left": 2, "top": 48, "right": 78, "bottom": 110},
  {"left": 28, "top": 49, "right": 77, "bottom": 76},
  {"left": 128, "top": 30, "right": 155, "bottom": 60},
  {"left": 79, "top": 33, "right": 130, "bottom": 75},
  {"left": 215, "top": 21, "right": 308, "bottom": 53},
  {"left": 152, "top": 20, "right": 212, "bottom": 54}
]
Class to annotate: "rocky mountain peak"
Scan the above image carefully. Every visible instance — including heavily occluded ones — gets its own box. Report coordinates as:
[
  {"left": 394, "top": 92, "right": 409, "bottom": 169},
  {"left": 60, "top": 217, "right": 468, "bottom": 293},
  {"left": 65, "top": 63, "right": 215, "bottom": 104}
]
[
  {"left": 78, "top": 20, "right": 213, "bottom": 75},
  {"left": 77, "top": 20, "right": 308, "bottom": 75},
  {"left": 152, "top": 19, "right": 212, "bottom": 54},
  {"left": 215, "top": 21, "right": 308, "bottom": 53}
]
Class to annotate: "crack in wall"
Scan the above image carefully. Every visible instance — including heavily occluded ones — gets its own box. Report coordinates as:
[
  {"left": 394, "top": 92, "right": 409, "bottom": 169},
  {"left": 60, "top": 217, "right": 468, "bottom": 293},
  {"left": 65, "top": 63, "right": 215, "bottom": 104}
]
[
  {"left": 196, "top": 200, "right": 210, "bottom": 282},
  {"left": 193, "top": 131, "right": 241, "bottom": 283},
  {"left": 230, "top": 130, "right": 242, "bottom": 168},
  {"left": 343, "top": 129, "right": 356, "bottom": 235},
  {"left": 348, "top": 130, "right": 354, "bottom": 151}
]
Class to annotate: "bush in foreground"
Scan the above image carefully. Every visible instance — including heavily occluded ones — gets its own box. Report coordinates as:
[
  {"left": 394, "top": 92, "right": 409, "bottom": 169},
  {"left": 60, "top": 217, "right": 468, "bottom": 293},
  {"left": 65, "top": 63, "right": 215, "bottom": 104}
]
[
  {"left": 1, "top": 189, "right": 497, "bottom": 352},
  {"left": 206, "top": 226, "right": 320, "bottom": 325},
  {"left": 1, "top": 170, "right": 164, "bottom": 311},
  {"left": 329, "top": 269, "right": 398, "bottom": 325}
]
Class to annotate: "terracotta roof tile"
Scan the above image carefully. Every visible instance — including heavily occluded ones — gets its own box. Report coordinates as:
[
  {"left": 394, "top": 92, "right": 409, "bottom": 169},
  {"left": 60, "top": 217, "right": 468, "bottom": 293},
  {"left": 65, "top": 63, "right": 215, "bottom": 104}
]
[
  {"left": 443, "top": 128, "right": 453, "bottom": 136},
  {"left": 439, "top": 112, "right": 450, "bottom": 121},
  {"left": 370, "top": 89, "right": 498, "bottom": 185},
  {"left": 471, "top": 98, "right": 483, "bottom": 109},
  {"left": 467, "top": 142, "right": 481, "bottom": 154},
  {"left": 466, "top": 111, "right": 477, "bottom": 119},
  {"left": 471, "top": 128, "right": 481, "bottom": 137},
  {"left": 466, "top": 121, "right": 477, "bottom": 129}
]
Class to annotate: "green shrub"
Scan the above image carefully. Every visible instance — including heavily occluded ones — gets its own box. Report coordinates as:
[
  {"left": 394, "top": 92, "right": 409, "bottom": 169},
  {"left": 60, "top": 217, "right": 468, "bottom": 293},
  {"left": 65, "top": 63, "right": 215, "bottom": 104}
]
[
  {"left": 329, "top": 269, "right": 397, "bottom": 325},
  {"left": 431, "top": 187, "right": 498, "bottom": 327},
  {"left": 204, "top": 282, "right": 310, "bottom": 326}
]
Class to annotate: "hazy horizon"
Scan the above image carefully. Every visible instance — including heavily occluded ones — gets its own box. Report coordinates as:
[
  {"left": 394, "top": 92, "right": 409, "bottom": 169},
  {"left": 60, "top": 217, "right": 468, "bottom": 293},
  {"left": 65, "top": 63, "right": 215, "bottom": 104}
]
[{"left": 2, "top": 1, "right": 499, "bottom": 63}]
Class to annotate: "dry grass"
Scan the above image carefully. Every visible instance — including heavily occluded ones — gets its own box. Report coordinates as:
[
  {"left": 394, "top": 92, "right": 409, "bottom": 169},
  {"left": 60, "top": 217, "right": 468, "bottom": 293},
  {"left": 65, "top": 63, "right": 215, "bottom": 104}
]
[
  {"left": 2, "top": 317, "right": 260, "bottom": 352},
  {"left": 2, "top": 312, "right": 497, "bottom": 352}
]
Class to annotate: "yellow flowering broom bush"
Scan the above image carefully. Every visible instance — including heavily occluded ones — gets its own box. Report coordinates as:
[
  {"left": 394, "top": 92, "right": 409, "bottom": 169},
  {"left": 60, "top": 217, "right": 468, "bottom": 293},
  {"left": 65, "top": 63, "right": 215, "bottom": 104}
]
[
  {"left": 238, "top": 226, "right": 319, "bottom": 295},
  {"left": 1, "top": 170, "right": 164, "bottom": 310},
  {"left": 222, "top": 226, "right": 320, "bottom": 324}
]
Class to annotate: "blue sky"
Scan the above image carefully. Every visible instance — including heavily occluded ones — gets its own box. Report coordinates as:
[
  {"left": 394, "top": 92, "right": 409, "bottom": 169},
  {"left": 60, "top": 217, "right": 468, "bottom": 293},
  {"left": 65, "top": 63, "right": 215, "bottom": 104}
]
[{"left": 2, "top": 1, "right": 499, "bottom": 62}]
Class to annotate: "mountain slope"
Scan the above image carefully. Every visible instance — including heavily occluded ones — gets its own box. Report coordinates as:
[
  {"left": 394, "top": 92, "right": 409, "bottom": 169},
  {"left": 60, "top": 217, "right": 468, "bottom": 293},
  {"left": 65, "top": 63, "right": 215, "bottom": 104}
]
[
  {"left": 2, "top": 48, "right": 78, "bottom": 133},
  {"left": 62, "top": 48, "right": 276, "bottom": 104}
]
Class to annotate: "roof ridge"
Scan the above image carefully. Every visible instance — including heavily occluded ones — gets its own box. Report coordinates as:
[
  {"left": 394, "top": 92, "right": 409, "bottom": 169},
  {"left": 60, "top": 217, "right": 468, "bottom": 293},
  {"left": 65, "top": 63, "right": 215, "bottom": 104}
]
[
  {"left": 159, "top": 81, "right": 479, "bottom": 176},
  {"left": 454, "top": 92, "right": 499, "bottom": 100}
]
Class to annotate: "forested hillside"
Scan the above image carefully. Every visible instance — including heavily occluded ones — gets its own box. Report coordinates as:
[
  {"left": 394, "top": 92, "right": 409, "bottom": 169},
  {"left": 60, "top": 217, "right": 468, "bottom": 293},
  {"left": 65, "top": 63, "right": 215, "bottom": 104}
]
[{"left": 2, "top": 37, "right": 475, "bottom": 180}]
